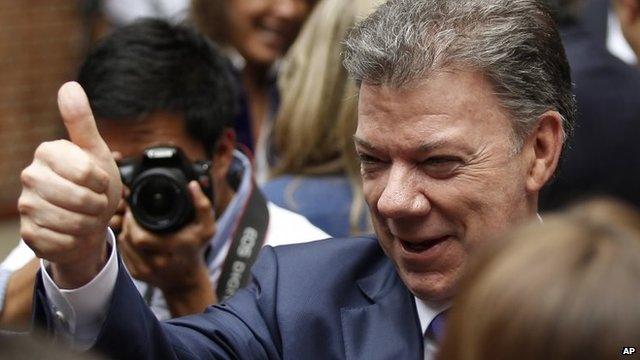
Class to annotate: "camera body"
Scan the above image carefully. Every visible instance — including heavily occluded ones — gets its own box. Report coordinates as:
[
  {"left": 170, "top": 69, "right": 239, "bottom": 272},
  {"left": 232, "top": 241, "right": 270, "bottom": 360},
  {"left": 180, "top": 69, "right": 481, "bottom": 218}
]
[{"left": 118, "top": 146, "right": 213, "bottom": 233}]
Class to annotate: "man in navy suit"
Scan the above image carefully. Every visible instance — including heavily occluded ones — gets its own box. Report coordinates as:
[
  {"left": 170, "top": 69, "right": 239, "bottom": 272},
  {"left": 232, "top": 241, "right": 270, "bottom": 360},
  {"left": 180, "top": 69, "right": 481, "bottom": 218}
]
[{"left": 19, "top": 0, "right": 572, "bottom": 358}]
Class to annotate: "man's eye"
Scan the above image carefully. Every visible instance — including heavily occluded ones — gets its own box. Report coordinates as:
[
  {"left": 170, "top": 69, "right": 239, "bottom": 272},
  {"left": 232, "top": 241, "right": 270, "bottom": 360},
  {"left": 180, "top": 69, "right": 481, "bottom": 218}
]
[
  {"left": 358, "top": 153, "right": 381, "bottom": 164},
  {"left": 423, "top": 157, "right": 461, "bottom": 177}
]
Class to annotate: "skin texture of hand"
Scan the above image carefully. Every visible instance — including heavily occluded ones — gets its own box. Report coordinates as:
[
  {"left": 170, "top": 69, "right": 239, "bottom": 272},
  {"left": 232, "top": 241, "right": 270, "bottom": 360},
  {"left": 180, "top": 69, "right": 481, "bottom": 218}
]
[
  {"left": 118, "top": 181, "right": 217, "bottom": 316},
  {"left": 18, "top": 82, "right": 123, "bottom": 289}
]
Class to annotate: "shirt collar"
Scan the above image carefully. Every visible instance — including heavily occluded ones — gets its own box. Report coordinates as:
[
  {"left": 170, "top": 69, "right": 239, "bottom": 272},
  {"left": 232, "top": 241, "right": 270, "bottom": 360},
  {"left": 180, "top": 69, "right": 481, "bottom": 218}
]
[{"left": 415, "top": 297, "right": 449, "bottom": 335}]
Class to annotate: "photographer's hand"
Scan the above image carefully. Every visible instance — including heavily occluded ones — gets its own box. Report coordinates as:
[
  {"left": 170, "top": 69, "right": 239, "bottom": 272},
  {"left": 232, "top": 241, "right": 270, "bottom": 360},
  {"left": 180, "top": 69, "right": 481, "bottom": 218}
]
[
  {"left": 118, "top": 181, "right": 217, "bottom": 316},
  {"left": 18, "top": 82, "right": 122, "bottom": 289}
]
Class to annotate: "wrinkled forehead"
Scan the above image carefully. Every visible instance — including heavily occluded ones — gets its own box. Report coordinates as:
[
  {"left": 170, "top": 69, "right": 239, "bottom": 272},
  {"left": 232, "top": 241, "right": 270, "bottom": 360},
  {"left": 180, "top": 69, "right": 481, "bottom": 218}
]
[{"left": 355, "top": 72, "right": 519, "bottom": 152}]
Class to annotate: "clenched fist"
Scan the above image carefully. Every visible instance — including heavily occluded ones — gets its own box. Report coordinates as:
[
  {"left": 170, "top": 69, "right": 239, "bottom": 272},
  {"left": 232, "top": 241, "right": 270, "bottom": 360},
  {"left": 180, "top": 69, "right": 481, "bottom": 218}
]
[{"left": 18, "top": 82, "right": 122, "bottom": 289}]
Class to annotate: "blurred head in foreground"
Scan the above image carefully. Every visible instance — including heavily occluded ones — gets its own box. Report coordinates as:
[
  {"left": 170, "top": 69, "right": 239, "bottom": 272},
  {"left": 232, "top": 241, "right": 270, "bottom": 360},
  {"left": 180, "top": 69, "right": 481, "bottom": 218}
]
[{"left": 440, "top": 198, "right": 640, "bottom": 360}]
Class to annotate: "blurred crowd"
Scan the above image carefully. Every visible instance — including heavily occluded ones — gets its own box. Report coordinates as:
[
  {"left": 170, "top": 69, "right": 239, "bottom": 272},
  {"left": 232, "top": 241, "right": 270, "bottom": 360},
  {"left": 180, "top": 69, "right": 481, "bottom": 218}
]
[{"left": 0, "top": 0, "right": 639, "bottom": 359}]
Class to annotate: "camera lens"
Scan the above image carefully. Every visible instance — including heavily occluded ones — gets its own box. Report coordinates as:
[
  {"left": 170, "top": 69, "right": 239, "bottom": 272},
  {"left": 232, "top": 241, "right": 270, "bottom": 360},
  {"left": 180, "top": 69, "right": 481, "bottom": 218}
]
[
  {"left": 129, "top": 168, "right": 194, "bottom": 233},
  {"left": 138, "top": 177, "right": 176, "bottom": 217}
]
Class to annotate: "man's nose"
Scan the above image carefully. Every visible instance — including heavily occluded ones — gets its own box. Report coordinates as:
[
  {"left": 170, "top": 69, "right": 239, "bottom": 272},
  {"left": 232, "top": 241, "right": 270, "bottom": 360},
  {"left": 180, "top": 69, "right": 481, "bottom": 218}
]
[{"left": 376, "top": 166, "right": 431, "bottom": 219}]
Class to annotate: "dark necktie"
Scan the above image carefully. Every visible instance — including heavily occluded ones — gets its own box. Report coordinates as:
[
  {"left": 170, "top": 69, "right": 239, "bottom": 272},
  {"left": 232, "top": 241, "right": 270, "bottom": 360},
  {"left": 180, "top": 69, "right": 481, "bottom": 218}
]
[{"left": 426, "top": 311, "right": 447, "bottom": 344}]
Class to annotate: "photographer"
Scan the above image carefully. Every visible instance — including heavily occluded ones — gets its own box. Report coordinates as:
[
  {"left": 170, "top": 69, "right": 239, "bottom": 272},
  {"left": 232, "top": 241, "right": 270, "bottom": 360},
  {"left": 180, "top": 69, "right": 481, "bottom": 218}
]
[{"left": 2, "top": 18, "right": 327, "bottom": 324}]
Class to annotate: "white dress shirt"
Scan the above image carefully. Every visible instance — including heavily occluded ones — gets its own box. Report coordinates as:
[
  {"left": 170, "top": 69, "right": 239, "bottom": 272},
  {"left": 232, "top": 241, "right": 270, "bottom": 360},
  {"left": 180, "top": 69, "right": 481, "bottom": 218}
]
[
  {"left": 41, "top": 230, "right": 119, "bottom": 349},
  {"left": 415, "top": 297, "right": 449, "bottom": 360}
]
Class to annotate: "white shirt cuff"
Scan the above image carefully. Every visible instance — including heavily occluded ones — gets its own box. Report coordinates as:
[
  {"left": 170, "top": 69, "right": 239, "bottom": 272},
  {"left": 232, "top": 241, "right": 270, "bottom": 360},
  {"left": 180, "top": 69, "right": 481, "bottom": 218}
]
[{"left": 40, "top": 228, "right": 119, "bottom": 349}]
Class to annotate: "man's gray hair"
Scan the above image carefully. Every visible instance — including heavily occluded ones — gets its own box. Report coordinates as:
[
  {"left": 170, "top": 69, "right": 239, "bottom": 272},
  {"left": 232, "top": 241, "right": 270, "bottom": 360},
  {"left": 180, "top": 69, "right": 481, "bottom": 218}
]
[{"left": 343, "top": 0, "right": 575, "bottom": 146}]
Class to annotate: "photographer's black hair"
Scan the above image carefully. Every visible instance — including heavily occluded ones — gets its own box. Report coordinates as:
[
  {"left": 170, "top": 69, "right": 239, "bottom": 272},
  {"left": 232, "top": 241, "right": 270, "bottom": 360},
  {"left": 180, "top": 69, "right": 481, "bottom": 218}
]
[{"left": 77, "top": 18, "right": 237, "bottom": 157}]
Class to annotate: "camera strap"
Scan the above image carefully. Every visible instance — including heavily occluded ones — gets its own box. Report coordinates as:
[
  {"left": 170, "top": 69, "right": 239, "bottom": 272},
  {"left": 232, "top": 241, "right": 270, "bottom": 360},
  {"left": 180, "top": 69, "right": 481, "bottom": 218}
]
[{"left": 216, "top": 181, "right": 269, "bottom": 301}]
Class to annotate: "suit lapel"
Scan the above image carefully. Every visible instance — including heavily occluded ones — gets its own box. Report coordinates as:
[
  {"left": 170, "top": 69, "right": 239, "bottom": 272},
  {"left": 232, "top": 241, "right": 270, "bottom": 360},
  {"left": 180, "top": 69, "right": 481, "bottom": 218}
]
[{"left": 340, "top": 263, "right": 423, "bottom": 360}]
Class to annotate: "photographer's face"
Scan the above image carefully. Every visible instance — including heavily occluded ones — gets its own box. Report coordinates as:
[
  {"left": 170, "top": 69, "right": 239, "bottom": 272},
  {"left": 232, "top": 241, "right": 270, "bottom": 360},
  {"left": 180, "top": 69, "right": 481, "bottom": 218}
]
[
  {"left": 356, "top": 71, "right": 541, "bottom": 304},
  {"left": 97, "top": 112, "right": 235, "bottom": 215}
]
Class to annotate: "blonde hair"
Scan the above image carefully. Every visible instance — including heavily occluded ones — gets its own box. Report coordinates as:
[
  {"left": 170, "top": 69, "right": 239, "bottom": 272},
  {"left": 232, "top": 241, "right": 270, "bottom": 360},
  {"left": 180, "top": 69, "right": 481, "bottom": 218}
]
[
  {"left": 271, "top": 0, "right": 384, "bottom": 235},
  {"left": 440, "top": 198, "right": 640, "bottom": 360}
]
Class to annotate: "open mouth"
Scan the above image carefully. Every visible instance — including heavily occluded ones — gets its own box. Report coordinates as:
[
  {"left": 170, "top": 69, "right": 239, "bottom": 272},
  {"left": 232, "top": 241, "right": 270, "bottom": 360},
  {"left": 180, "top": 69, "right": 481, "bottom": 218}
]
[{"left": 400, "top": 236, "right": 449, "bottom": 253}]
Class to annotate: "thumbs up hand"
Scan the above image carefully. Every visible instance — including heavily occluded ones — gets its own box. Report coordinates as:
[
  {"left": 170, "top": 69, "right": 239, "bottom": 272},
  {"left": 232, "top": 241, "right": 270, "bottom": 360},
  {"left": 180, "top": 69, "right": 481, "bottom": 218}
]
[{"left": 18, "top": 82, "right": 122, "bottom": 289}]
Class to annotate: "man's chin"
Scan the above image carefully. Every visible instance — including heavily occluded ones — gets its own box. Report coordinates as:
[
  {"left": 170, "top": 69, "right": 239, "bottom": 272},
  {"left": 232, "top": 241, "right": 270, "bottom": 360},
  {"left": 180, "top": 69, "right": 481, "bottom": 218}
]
[{"left": 403, "top": 273, "right": 456, "bottom": 304}]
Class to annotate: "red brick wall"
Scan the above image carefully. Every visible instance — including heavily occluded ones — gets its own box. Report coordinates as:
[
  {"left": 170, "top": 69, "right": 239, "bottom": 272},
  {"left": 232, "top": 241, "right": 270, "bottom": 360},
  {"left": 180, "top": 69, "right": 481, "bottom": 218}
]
[{"left": 0, "top": 1, "right": 87, "bottom": 217}]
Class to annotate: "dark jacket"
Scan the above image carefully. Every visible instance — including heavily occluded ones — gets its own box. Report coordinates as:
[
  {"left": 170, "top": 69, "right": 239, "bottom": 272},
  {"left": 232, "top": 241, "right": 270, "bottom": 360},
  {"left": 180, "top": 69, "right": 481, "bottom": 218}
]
[
  {"left": 35, "top": 237, "right": 424, "bottom": 360},
  {"left": 540, "top": 22, "right": 640, "bottom": 211}
]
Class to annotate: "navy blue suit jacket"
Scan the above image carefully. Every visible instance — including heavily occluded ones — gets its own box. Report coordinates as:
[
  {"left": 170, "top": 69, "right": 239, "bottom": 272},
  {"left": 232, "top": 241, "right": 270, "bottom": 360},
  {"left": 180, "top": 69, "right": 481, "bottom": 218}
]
[
  {"left": 34, "top": 237, "right": 424, "bottom": 359},
  {"left": 540, "top": 22, "right": 640, "bottom": 211}
]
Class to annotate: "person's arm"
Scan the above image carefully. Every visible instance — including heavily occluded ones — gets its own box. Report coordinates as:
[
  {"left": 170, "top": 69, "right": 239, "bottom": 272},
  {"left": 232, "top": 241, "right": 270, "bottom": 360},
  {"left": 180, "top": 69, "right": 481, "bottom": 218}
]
[
  {"left": 21, "top": 83, "right": 278, "bottom": 358},
  {"left": 0, "top": 258, "right": 39, "bottom": 330},
  {"left": 33, "top": 233, "right": 283, "bottom": 359}
]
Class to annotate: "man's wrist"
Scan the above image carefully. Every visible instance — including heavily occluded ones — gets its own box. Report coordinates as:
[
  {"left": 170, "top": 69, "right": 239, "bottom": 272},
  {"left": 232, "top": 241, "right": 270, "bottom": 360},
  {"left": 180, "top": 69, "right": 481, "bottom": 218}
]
[{"left": 51, "top": 233, "right": 110, "bottom": 290}]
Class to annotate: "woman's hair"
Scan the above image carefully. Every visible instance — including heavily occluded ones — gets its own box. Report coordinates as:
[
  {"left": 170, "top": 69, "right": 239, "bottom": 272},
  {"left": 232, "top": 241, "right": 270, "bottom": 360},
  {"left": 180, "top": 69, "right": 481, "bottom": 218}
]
[
  {"left": 439, "top": 198, "right": 640, "bottom": 360},
  {"left": 270, "top": 0, "right": 384, "bottom": 234}
]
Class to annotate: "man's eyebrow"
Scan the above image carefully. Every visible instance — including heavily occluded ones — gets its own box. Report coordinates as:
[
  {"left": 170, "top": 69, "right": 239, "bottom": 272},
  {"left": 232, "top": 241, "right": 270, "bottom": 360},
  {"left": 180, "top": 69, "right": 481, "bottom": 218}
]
[
  {"left": 353, "top": 136, "right": 376, "bottom": 151},
  {"left": 353, "top": 136, "right": 449, "bottom": 153},
  {"left": 417, "top": 139, "right": 448, "bottom": 152}
]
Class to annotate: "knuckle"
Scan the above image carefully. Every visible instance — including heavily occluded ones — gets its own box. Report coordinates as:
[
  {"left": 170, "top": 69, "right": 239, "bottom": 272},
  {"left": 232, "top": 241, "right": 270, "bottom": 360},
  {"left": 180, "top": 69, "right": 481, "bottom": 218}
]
[
  {"left": 33, "top": 142, "right": 52, "bottom": 159},
  {"left": 17, "top": 195, "right": 33, "bottom": 215},
  {"left": 20, "top": 166, "right": 36, "bottom": 187},
  {"left": 20, "top": 223, "right": 36, "bottom": 244},
  {"left": 74, "top": 161, "right": 94, "bottom": 185}
]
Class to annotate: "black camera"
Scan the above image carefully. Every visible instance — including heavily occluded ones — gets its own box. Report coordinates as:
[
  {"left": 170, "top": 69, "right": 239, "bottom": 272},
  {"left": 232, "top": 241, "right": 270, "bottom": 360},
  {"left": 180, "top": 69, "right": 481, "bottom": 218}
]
[{"left": 118, "top": 146, "right": 214, "bottom": 233}]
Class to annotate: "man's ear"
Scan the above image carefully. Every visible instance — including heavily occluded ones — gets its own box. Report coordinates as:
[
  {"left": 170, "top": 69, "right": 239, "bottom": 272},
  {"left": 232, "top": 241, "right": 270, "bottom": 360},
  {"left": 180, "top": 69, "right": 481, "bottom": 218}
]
[
  {"left": 211, "top": 128, "right": 236, "bottom": 181},
  {"left": 525, "top": 111, "right": 565, "bottom": 193}
]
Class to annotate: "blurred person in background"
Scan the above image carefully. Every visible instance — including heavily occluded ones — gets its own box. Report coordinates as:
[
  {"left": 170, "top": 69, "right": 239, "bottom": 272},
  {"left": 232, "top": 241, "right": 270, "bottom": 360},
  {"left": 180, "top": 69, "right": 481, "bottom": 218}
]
[
  {"left": 539, "top": 0, "right": 640, "bottom": 211},
  {"left": 262, "top": 0, "right": 383, "bottom": 237},
  {"left": 581, "top": 0, "right": 639, "bottom": 65},
  {"left": 614, "top": 0, "right": 640, "bottom": 61},
  {"left": 440, "top": 198, "right": 640, "bottom": 360},
  {"left": 191, "top": 0, "right": 317, "bottom": 181},
  {"left": 0, "top": 18, "right": 327, "bottom": 327},
  {"left": 0, "top": 253, "right": 38, "bottom": 331}
]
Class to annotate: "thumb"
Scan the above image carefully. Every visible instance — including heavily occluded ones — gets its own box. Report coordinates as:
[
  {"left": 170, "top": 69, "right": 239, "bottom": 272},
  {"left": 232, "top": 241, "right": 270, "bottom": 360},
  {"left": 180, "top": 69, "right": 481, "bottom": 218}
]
[{"left": 57, "top": 81, "right": 108, "bottom": 156}]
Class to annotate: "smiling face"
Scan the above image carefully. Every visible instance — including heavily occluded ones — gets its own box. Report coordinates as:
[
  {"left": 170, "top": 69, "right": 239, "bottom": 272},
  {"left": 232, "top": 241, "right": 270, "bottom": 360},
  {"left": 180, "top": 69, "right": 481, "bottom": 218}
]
[
  {"left": 355, "top": 70, "right": 540, "bottom": 303},
  {"left": 226, "top": 0, "right": 314, "bottom": 67}
]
